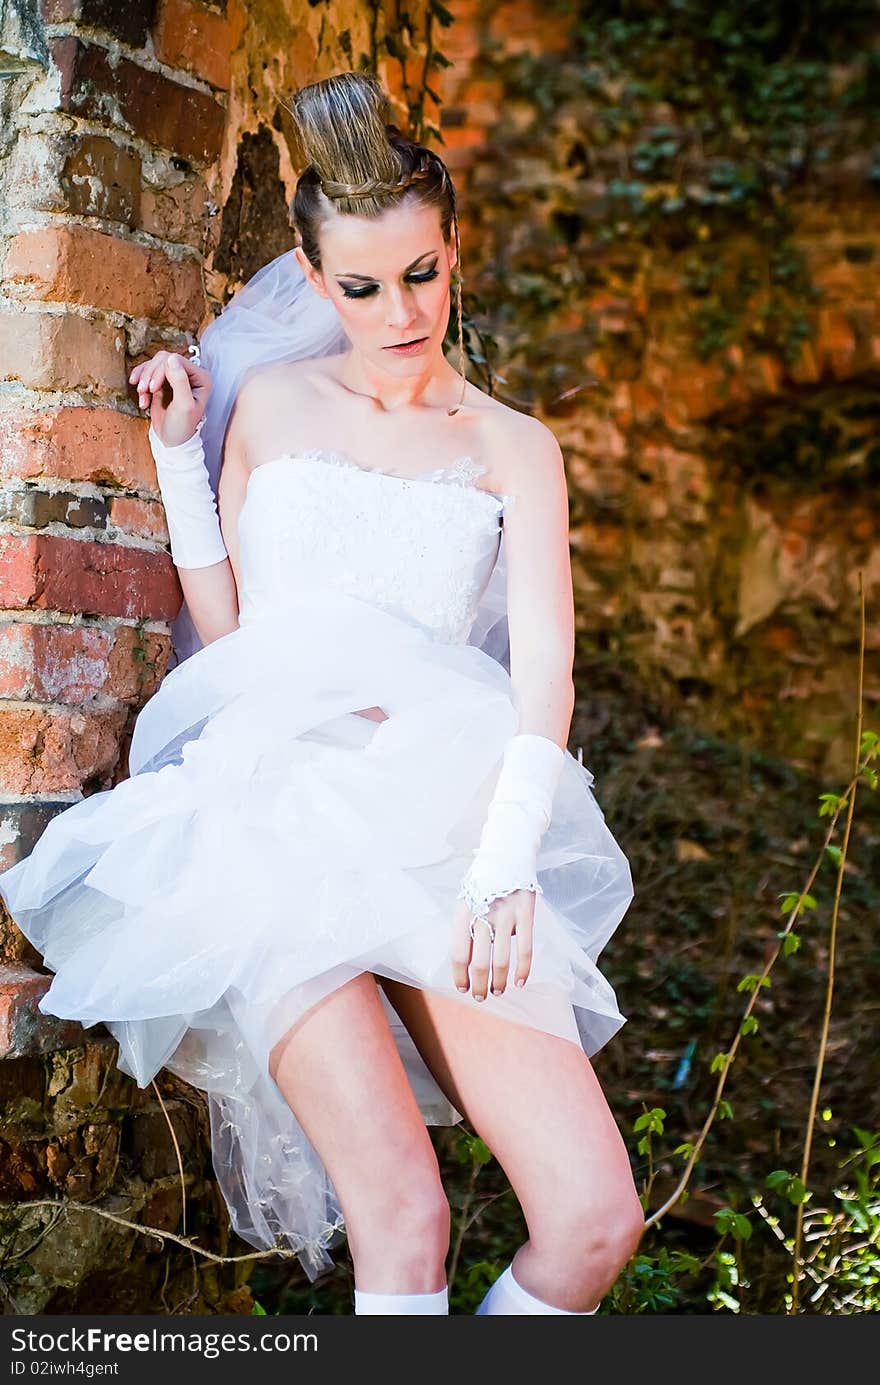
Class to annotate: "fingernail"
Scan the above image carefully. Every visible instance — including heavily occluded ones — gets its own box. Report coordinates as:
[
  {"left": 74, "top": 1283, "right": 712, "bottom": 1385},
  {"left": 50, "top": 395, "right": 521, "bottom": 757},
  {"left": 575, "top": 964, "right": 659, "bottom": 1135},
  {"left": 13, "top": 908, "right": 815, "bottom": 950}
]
[
  {"left": 492, "top": 988, "right": 502, "bottom": 996},
  {"left": 456, "top": 985, "right": 468, "bottom": 993},
  {"left": 515, "top": 978, "right": 525, "bottom": 987},
  {"left": 475, "top": 994, "right": 485, "bottom": 1002}
]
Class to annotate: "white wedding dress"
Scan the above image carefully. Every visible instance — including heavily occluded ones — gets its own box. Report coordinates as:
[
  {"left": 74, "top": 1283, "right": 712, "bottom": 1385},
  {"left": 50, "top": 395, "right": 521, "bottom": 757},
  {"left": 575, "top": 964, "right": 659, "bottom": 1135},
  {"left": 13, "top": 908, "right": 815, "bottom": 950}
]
[{"left": 0, "top": 444, "right": 635, "bottom": 1281}]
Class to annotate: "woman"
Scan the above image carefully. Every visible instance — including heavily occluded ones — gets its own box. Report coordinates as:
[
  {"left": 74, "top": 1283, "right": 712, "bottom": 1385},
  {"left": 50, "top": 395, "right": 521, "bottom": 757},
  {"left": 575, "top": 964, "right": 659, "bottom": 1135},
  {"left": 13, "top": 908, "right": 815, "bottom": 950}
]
[{"left": 0, "top": 72, "right": 642, "bottom": 1315}]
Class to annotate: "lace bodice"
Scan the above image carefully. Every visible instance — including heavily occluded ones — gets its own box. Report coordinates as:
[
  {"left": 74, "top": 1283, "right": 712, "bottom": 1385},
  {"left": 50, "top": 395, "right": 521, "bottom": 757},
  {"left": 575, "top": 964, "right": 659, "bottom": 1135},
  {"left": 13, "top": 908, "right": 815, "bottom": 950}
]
[{"left": 236, "top": 448, "right": 510, "bottom": 645}]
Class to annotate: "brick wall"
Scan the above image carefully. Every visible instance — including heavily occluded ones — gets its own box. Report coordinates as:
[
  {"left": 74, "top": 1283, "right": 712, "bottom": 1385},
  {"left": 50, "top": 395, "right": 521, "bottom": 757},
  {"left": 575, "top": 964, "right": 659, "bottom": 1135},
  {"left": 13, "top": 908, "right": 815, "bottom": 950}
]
[
  {"left": 437, "top": 2, "right": 880, "bottom": 776},
  {"left": 0, "top": 0, "right": 438, "bottom": 1312}
]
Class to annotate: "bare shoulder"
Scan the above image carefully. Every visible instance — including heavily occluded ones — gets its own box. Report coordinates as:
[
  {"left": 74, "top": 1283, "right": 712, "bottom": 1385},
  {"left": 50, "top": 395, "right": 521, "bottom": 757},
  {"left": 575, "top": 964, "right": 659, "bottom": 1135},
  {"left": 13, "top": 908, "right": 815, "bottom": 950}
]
[
  {"left": 222, "top": 355, "right": 342, "bottom": 465},
  {"left": 475, "top": 393, "right": 565, "bottom": 500},
  {"left": 232, "top": 355, "right": 336, "bottom": 417}
]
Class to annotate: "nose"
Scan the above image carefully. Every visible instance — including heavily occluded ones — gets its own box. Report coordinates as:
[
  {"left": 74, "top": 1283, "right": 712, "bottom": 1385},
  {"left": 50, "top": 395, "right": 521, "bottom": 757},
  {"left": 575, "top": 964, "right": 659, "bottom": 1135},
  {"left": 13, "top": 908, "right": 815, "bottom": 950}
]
[{"left": 385, "top": 283, "right": 419, "bottom": 334}]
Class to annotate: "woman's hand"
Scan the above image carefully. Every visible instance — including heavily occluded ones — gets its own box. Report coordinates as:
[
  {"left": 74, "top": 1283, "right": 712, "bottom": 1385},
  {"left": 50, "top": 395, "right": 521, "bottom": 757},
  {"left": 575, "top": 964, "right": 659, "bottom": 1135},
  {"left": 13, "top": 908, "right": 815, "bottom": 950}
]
[
  {"left": 450, "top": 888, "right": 536, "bottom": 1002},
  {"left": 129, "top": 349, "right": 212, "bottom": 447}
]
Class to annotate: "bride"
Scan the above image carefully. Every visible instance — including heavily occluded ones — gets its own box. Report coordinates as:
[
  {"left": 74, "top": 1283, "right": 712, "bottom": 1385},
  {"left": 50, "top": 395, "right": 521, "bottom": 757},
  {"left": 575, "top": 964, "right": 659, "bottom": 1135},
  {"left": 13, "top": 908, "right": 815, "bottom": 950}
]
[{"left": 0, "top": 71, "right": 642, "bottom": 1315}]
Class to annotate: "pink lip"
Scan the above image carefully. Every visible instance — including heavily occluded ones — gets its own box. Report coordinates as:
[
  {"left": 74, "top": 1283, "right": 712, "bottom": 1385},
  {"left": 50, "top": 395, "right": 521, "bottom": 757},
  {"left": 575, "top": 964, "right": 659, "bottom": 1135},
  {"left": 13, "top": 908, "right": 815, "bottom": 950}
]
[{"left": 385, "top": 336, "right": 428, "bottom": 350}]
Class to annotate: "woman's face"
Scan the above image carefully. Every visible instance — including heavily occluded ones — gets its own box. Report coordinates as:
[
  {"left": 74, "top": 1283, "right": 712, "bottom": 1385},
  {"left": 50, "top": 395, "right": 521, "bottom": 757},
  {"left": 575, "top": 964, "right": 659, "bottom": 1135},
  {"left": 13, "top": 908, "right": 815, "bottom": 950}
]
[{"left": 296, "top": 200, "right": 457, "bottom": 372}]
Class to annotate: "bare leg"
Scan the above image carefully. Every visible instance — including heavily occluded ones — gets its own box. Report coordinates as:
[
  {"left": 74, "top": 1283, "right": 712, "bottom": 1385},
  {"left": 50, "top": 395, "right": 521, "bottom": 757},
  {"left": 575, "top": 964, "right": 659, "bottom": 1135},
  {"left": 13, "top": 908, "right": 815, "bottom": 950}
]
[
  {"left": 268, "top": 971, "right": 450, "bottom": 1296},
  {"left": 378, "top": 979, "right": 645, "bottom": 1312}
]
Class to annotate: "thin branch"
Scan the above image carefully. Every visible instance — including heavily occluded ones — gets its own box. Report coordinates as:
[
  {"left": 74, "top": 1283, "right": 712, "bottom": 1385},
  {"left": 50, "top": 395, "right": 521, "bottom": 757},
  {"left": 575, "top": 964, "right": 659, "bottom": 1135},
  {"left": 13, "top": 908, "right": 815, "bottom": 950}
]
[
  {"left": 151, "top": 1078, "right": 187, "bottom": 1238},
  {"left": 4, "top": 1199, "right": 303, "bottom": 1267},
  {"left": 644, "top": 578, "right": 875, "bottom": 1235},
  {"left": 791, "top": 572, "right": 866, "bottom": 1313}
]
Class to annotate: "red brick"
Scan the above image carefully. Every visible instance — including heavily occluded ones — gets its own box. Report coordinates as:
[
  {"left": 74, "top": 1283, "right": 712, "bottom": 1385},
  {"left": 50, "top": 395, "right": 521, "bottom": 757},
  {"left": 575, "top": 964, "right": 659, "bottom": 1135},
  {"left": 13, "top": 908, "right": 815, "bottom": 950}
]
[
  {"left": 0, "top": 311, "right": 126, "bottom": 395},
  {"left": 106, "top": 495, "right": 169, "bottom": 544},
  {"left": 0, "top": 408, "right": 156, "bottom": 491},
  {"left": 4, "top": 226, "right": 204, "bottom": 333},
  {"left": 41, "top": 0, "right": 153, "bottom": 48},
  {"left": 0, "top": 533, "right": 182, "bottom": 622},
  {"left": 61, "top": 134, "right": 142, "bottom": 225},
  {"left": 53, "top": 36, "right": 226, "bottom": 166},
  {"left": 0, "top": 704, "right": 128, "bottom": 794},
  {"left": 140, "top": 173, "right": 208, "bottom": 248},
  {"left": 0, "top": 622, "right": 170, "bottom": 705},
  {"left": 0, "top": 964, "right": 86, "bottom": 1060},
  {"left": 153, "top": 0, "right": 247, "bottom": 92}
]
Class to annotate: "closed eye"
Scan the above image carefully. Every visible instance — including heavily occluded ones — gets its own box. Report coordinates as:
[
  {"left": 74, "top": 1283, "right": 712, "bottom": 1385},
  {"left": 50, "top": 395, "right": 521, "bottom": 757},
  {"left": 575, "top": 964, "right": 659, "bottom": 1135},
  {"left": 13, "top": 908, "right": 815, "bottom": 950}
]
[{"left": 341, "top": 268, "right": 440, "bottom": 300}]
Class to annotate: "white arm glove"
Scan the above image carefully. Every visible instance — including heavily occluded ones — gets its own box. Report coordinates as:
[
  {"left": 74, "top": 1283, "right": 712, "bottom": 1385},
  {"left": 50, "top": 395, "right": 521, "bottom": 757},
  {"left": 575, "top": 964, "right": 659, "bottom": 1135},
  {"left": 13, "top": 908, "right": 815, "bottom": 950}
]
[
  {"left": 148, "top": 419, "right": 228, "bottom": 570},
  {"left": 456, "top": 733, "right": 565, "bottom": 919}
]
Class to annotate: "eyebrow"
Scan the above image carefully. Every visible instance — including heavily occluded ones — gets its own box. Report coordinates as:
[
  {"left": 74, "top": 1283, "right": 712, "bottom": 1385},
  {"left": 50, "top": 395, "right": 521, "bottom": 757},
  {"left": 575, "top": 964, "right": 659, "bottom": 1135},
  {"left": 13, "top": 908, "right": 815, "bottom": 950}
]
[{"left": 335, "top": 251, "right": 438, "bottom": 283}]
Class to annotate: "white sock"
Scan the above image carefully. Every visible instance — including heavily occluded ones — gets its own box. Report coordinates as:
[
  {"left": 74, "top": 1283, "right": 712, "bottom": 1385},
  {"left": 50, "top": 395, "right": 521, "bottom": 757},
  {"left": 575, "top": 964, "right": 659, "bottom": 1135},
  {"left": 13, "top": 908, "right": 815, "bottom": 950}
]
[
  {"left": 354, "top": 1284, "right": 449, "bottom": 1315},
  {"left": 476, "top": 1263, "right": 599, "bottom": 1315}
]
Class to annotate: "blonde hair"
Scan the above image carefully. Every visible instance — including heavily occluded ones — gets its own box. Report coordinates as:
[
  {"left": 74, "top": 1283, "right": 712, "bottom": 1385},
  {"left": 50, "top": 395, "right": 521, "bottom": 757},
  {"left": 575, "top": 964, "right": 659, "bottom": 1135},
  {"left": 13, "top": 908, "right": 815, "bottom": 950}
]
[{"left": 287, "top": 71, "right": 467, "bottom": 415}]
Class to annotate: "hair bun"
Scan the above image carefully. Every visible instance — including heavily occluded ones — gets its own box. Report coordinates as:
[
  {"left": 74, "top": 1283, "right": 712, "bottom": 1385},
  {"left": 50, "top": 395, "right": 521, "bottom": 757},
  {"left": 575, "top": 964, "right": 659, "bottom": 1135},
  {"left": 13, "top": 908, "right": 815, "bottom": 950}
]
[{"left": 289, "top": 72, "right": 402, "bottom": 214}]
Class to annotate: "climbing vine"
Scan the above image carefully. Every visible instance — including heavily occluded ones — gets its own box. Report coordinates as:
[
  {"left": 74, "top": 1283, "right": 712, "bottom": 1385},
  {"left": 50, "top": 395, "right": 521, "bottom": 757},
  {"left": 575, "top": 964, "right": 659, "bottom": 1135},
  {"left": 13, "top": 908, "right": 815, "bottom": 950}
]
[{"left": 471, "top": 1, "right": 880, "bottom": 405}]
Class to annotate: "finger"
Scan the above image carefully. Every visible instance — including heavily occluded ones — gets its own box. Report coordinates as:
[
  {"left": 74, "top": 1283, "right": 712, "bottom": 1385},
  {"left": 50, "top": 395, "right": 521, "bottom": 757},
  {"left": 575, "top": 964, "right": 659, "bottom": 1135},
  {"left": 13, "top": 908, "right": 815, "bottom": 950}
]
[
  {"left": 148, "top": 378, "right": 166, "bottom": 430},
  {"left": 136, "top": 352, "right": 168, "bottom": 409},
  {"left": 490, "top": 921, "right": 513, "bottom": 995},
  {"left": 450, "top": 903, "right": 473, "bottom": 994},
  {"left": 513, "top": 911, "right": 534, "bottom": 988},
  {"left": 165, "top": 353, "right": 194, "bottom": 401},
  {"left": 469, "top": 918, "right": 493, "bottom": 1002}
]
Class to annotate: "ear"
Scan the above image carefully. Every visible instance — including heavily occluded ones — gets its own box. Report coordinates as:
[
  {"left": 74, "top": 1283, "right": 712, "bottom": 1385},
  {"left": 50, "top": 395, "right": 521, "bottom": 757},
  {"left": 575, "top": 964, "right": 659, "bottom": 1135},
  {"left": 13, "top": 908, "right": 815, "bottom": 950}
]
[
  {"left": 294, "top": 245, "right": 328, "bottom": 299},
  {"left": 445, "top": 233, "right": 458, "bottom": 274}
]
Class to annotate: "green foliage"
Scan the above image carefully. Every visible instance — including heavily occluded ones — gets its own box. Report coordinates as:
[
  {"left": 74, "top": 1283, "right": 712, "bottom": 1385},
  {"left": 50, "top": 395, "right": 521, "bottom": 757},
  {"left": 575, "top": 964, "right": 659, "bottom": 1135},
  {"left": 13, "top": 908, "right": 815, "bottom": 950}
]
[
  {"left": 714, "top": 1206, "right": 752, "bottom": 1240},
  {"left": 767, "top": 1169, "right": 810, "bottom": 1205},
  {"left": 609, "top": 1245, "right": 701, "bottom": 1313},
  {"left": 452, "top": 1131, "right": 493, "bottom": 1167},
  {"left": 482, "top": 1, "right": 879, "bottom": 426}
]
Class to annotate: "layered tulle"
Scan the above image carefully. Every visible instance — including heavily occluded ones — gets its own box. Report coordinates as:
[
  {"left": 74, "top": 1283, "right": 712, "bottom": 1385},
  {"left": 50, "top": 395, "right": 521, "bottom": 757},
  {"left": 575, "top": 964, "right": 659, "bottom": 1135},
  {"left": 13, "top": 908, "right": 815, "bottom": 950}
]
[{"left": 0, "top": 590, "right": 633, "bottom": 1280}]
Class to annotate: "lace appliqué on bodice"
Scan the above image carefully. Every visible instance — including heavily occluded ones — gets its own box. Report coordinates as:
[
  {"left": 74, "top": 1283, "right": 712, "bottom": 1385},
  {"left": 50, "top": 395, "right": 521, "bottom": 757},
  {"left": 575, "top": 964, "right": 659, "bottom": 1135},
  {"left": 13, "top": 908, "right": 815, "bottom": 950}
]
[
  {"left": 296, "top": 447, "right": 492, "bottom": 490},
  {"left": 237, "top": 447, "right": 512, "bottom": 646}
]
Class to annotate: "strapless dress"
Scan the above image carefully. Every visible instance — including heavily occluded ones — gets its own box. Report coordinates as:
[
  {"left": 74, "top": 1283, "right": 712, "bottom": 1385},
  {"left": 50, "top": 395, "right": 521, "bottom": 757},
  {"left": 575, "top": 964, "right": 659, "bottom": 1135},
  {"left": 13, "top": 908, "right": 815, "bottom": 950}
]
[{"left": 0, "top": 446, "right": 635, "bottom": 1281}]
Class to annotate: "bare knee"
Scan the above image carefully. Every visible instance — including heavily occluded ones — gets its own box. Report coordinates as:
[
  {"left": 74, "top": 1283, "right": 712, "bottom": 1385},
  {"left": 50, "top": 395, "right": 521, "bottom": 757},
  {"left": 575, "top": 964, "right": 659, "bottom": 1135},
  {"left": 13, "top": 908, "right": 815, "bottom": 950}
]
[
  {"left": 346, "top": 1169, "right": 451, "bottom": 1291},
  {"left": 353, "top": 1175, "right": 451, "bottom": 1248},
  {"left": 559, "top": 1186, "right": 646, "bottom": 1285},
  {"left": 528, "top": 1176, "right": 645, "bottom": 1296}
]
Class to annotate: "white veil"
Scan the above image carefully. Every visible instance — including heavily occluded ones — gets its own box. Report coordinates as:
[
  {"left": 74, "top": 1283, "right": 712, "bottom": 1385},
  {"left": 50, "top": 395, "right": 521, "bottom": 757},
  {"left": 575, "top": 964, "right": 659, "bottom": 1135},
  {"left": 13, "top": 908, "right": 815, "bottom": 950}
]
[{"left": 167, "top": 249, "right": 510, "bottom": 673}]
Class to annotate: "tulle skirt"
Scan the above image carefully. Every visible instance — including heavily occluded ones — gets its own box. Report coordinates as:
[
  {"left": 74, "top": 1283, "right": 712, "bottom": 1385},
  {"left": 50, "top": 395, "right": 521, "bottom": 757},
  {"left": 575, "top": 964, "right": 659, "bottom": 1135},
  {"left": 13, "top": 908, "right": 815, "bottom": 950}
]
[{"left": 0, "top": 589, "right": 634, "bottom": 1280}]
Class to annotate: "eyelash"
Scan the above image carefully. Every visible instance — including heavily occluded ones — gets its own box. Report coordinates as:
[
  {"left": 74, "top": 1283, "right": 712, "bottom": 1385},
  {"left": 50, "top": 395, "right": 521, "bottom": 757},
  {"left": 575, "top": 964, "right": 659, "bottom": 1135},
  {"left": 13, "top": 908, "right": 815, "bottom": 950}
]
[{"left": 341, "top": 268, "right": 440, "bottom": 300}]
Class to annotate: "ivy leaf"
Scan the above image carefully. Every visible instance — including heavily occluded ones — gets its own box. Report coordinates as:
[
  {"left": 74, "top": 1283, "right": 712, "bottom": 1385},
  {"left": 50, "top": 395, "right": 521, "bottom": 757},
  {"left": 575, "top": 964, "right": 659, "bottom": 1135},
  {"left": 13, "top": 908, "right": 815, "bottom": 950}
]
[{"left": 737, "top": 973, "right": 770, "bottom": 992}]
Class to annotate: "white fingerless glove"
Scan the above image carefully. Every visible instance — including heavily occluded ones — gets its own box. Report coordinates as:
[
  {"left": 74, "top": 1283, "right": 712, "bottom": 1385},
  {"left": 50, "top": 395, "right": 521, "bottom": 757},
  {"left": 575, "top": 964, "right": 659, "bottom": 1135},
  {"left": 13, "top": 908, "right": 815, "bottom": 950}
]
[
  {"left": 456, "top": 733, "right": 565, "bottom": 919},
  {"left": 148, "top": 419, "right": 228, "bottom": 570}
]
